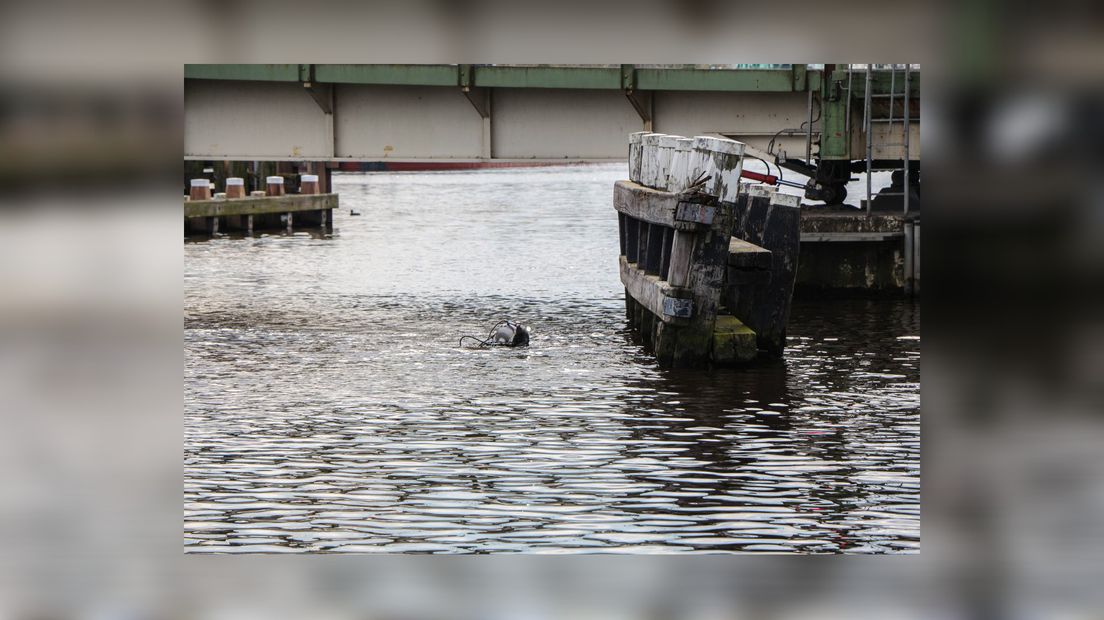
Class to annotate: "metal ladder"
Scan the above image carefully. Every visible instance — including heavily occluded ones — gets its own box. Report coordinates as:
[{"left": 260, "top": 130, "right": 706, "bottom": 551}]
[{"left": 860, "top": 64, "right": 914, "bottom": 215}]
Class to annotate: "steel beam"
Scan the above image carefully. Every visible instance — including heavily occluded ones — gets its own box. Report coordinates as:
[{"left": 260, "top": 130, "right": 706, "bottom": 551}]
[
  {"left": 303, "top": 82, "right": 332, "bottom": 115},
  {"left": 185, "top": 64, "right": 300, "bottom": 81},
  {"left": 635, "top": 68, "right": 800, "bottom": 92},
  {"left": 315, "top": 64, "right": 459, "bottom": 86},
  {"left": 185, "top": 64, "right": 831, "bottom": 93},
  {"left": 472, "top": 66, "right": 621, "bottom": 89}
]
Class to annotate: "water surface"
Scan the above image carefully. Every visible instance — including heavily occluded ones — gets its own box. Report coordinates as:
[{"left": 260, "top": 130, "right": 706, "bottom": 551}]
[{"left": 185, "top": 164, "right": 919, "bottom": 553}]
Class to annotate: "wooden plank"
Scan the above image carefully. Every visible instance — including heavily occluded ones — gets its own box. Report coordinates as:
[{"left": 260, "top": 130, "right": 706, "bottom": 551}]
[
  {"left": 728, "top": 238, "right": 772, "bottom": 269},
  {"left": 746, "top": 194, "right": 802, "bottom": 357},
  {"left": 712, "top": 315, "right": 758, "bottom": 364},
  {"left": 613, "top": 180, "right": 680, "bottom": 228},
  {"left": 619, "top": 256, "right": 691, "bottom": 325},
  {"left": 185, "top": 193, "right": 338, "bottom": 218},
  {"left": 672, "top": 199, "right": 734, "bottom": 367}
]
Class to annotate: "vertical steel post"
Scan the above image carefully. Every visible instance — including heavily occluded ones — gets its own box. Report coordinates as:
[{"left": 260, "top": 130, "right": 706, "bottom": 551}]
[
  {"left": 865, "top": 66, "right": 873, "bottom": 216},
  {"left": 844, "top": 64, "right": 853, "bottom": 159},
  {"left": 903, "top": 66, "right": 911, "bottom": 216},
  {"left": 805, "top": 87, "right": 813, "bottom": 165},
  {"left": 888, "top": 64, "right": 896, "bottom": 131}
]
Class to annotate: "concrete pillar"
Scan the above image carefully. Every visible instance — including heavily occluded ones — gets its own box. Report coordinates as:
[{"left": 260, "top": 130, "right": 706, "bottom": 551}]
[
  {"left": 246, "top": 214, "right": 253, "bottom": 236},
  {"left": 285, "top": 212, "right": 293, "bottom": 233}
]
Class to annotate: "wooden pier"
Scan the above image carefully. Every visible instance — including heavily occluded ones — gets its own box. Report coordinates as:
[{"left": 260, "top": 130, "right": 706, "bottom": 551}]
[
  {"left": 184, "top": 193, "right": 338, "bottom": 236},
  {"left": 617, "top": 133, "right": 801, "bottom": 368}
]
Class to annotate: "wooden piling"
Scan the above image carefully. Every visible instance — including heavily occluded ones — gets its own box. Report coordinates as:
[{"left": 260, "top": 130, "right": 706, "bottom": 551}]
[
  {"left": 266, "top": 176, "right": 285, "bottom": 197},
  {"left": 640, "top": 133, "right": 664, "bottom": 188},
  {"left": 190, "top": 179, "right": 211, "bottom": 201},
  {"left": 300, "top": 174, "right": 319, "bottom": 195},
  {"left": 629, "top": 132, "right": 649, "bottom": 183},
  {"left": 656, "top": 135, "right": 678, "bottom": 191},
  {"left": 668, "top": 138, "right": 693, "bottom": 192},
  {"left": 225, "top": 177, "right": 245, "bottom": 199}
]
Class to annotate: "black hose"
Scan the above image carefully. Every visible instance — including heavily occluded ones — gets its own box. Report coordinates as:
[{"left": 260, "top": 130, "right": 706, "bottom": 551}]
[{"left": 459, "top": 320, "right": 510, "bottom": 348}]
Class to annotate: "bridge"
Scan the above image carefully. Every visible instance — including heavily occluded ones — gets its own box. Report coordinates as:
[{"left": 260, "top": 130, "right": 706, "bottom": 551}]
[{"left": 185, "top": 64, "right": 918, "bottom": 204}]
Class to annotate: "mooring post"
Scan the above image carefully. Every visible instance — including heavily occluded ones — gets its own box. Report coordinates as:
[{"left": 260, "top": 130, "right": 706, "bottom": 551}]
[
  {"left": 300, "top": 174, "right": 319, "bottom": 195},
  {"left": 190, "top": 178, "right": 211, "bottom": 201},
  {"left": 629, "top": 131, "right": 648, "bottom": 183},
  {"left": 656, "top": 135, "right": 678, "bottom": 191},
  {"left": 704, "top": 138, "right": 745, "bottom": 203},
  {"left": 225, "top": 177, "right": 245, "bottom": 198},
  {"left": 266, "top": 175, "right": 285, "bottom": 197},
  {"left": 640, "top": 133, "right": 663, "bottom": 188},
  {"left": 753, "top": 192, "right": 802, "bottom": 357},
  {"left": 668, "top": 138, "right": 693, "bottom": 192}
]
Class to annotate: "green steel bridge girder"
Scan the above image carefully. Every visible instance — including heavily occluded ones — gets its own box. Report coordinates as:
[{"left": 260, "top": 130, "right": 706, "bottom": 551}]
[
  {"left": 183, "top": 64, "right": 917, "bottom": 163},
  {"left": 184, "top": 64, "right": 827, "bottom": 93}
]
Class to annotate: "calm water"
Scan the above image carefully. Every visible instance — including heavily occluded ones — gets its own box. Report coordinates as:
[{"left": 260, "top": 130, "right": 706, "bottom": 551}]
[{"left": 184, "top": 164, "right": 919, "bottom": 554}]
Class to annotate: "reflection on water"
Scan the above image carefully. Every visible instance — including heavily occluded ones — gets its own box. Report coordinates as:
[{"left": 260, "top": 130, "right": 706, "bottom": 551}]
[{"left": 185, "top": 164, "right": 919, "bottom": 553}]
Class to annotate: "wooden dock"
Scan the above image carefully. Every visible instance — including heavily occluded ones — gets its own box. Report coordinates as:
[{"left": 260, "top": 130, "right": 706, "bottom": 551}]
[{"left": 184, "top": 193, "right": 338, "bottom": 236}]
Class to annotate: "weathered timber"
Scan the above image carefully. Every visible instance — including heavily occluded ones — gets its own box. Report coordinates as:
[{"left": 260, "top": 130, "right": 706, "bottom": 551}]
[
  {"left": 618, "top": 256, "right": 692, "bottom": 326},
  {"left": 613, "top": 180, "right": 697, "bottom": 230},
  {"left": 727, "top": 190, "right": 802, "bottom": 357},
  {"left": 671, "top": 197, "right": 734, "bottom": 367},
  {"left": 796, "top": 209, "right": 918, "bottom": 294},
  {"left": 184, "top": 193, "right": 338, "bottom": 218},
  {"left": 712, "top": 315, "right": 758, "bottom": 364},
  {"left": 615, "top": 177, "right": 741, "bottom": 367},
  {"left": 728, "top": 238, "right": 772, "bottom": 270},
  {"left": 749, "top": 193, "right": 801, "bottom": 357}
]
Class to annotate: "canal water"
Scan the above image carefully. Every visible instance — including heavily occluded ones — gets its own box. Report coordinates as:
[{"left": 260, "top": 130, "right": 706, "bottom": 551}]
[{"left": 185, "top": 163, "right": 919, "bottom": 554}]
